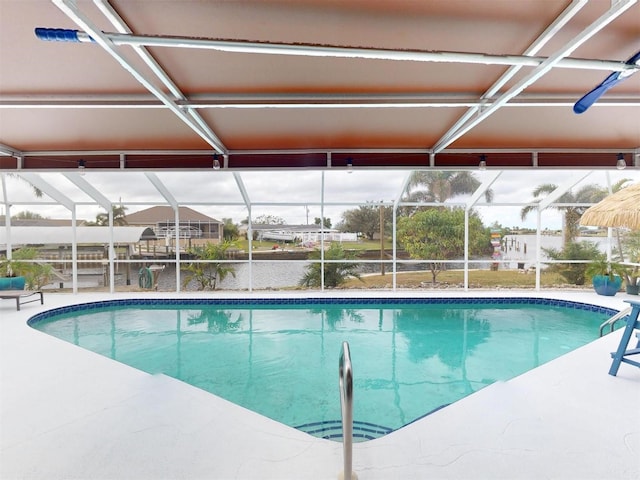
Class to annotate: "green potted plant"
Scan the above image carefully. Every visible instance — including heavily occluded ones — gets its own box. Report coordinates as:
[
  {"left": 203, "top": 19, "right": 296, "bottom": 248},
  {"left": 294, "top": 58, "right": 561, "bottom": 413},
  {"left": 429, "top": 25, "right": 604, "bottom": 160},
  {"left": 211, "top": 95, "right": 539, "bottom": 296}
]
[
  {"left": 619, "top": 258, "right": 639, "bottom": 295},
  {"left": 623, "top": 265, "right": 640, "bottom": 295},
  {"left": 621, "top": 232, "right": 640, "bottom": 295},
  {"left": 0, "top": 255, "right": 28, "bottom": 290},
  {"left": 0, "top": 247, "right": 50, "bottom": 291},
  {"left": 585, "top": 257, "right": 625, "bottom": 296}
]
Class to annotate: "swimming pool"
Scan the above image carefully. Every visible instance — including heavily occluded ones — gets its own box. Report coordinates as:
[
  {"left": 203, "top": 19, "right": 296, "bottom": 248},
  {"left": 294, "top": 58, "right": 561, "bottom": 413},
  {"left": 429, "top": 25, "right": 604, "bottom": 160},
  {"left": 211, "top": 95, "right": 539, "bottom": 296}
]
[{"left": 28, "top": 297, "right": 616, "bottom": 441}]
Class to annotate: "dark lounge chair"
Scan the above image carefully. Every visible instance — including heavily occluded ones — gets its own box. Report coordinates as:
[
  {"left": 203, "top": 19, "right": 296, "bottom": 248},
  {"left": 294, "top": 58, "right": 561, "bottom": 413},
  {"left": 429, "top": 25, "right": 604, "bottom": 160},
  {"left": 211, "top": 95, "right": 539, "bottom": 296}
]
[{"left": 0, "top": 290, "right": 44, "bottom": 311}]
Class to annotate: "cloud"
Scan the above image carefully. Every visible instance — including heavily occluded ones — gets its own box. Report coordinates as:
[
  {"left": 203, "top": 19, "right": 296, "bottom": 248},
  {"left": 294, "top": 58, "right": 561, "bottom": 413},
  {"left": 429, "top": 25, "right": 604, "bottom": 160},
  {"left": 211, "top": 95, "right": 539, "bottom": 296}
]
[{"left": 2, "top": 169, "right": 638, "bottom": 230}]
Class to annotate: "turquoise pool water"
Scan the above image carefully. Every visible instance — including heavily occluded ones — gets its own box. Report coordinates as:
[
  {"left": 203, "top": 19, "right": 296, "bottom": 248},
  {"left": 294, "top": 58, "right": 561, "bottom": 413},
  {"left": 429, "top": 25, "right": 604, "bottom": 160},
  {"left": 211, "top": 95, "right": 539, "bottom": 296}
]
[{"left": 29, "top": 298, "right": 614, "bottom": 440}]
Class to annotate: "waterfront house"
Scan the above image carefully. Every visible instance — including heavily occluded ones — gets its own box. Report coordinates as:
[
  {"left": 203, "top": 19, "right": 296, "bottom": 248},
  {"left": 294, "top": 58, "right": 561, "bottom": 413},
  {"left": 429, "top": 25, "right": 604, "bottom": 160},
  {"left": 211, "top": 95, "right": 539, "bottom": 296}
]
[{"left": 124, "top": 206, "right": 224, "bottom": 252}]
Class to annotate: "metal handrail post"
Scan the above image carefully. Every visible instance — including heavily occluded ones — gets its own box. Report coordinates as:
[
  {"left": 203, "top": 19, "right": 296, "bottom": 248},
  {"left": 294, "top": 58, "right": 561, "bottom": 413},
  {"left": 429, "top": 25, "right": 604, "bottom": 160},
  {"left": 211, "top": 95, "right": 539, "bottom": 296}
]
[
  {"left": 599, "top": 307, "right": 631, "bottom": 336},
  {"left": 339, "top": 341, "right": 356, "bottom": 480}
]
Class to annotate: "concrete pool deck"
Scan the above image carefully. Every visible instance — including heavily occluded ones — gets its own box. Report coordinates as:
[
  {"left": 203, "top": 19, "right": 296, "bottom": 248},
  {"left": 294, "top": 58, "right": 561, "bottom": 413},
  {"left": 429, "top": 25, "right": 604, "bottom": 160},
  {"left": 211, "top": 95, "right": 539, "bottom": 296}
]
[{"left": 1, "top": 290, "right": 639, "bottom": 479}]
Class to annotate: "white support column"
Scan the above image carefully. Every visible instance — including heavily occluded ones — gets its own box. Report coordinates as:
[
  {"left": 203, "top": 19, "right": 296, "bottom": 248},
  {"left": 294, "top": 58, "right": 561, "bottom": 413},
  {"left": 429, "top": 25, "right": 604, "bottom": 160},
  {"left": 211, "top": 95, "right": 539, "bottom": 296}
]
[
  {"left": 233, "top": 173, "right": 253, "bottom": 292},
  {"left": 109, "top": 208, "right": 115, "bottom": 293},
  {"left": 18, "top": 173, "right": 78, "bottom": 292},
  {"left": 464, "top": 209, "right": 469, "bottom": 291},
  {"left": 71, "top": 205, "right": 78, "bottom": 294},
  {"left": 174, "top": 208, "right": 180, "bottom": 291},
  {"left": 536, "top": 209, "right": 542, "bottom": 291},
  {"left": 393, "top": 172, "right": 414, "bottom": 291},
  {"left": 64, "top": 173, "right": 114, "bottom": 292},
  {"left": 320, "top": 172, "right": 326, "bottom": 291},
  {"left": 465, "top": 171, "right": 501, "bottom": 289},
  {"left": 1, "top": 174, "right": 11, "bottom": 262}
]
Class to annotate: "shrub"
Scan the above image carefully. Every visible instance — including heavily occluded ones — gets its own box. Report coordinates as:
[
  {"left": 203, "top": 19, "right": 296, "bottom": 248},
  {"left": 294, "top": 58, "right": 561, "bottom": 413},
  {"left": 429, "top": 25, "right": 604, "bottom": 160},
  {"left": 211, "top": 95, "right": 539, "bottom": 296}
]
[
  {"left": 182, "top": 241, "right": 236, "bottom": 290},
  {"left": 299, "top": 243, "right": 362, "bottom": 288},
  {"left": 542, "top": 241, "right": 602, "bottom": 285},
  {"left": 0, "top": 247, "right": 53, "bottom": 289}
]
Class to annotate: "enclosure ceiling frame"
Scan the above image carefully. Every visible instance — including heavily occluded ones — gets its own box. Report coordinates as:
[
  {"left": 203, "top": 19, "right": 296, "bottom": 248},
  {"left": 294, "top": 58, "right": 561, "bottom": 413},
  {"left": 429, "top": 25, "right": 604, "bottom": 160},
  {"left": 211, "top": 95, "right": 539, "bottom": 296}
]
[
  {"left": 5, "top": 170, "right": 636, "bottom": 228},
  {"left": 4, "top": 147, "right": 637, "bottom": 155},
  {"left": 432, "top": 0, "right": 638, "bottom": 153},
  {"left": 466, "top": 171, "right": 502, "bottom": 210},
  {"left": 56, "top": 16, "right": 637, "bottom": 72},
  {"left": 2, "top": 149, "right": 639, "bottom": 171},
  {"left": 2, "top": 93, "right": 639, "bottom": 109},
  {"left": 92, "top": 0, "right": 224, "bottom": 158},
  {"left": 538, "top": 172, "right": 593, "bottom": 211},
  {"left": 433, "top": 0, "right": 587, "bottom": 153},
  {"left": 145, "top": 173, "right": 178, "bottom": 210},
  {"left": 53, "top": 0, "right": 227, "bottom": 154},
  {"left": 63, "top": 173, "right": 112, "bottom": 211},
  {"left": 18, "top": 173, "right": 75, "bottom": 211},
  {"left": 21, "top": 0, "right": 634, "bottom": 163}
]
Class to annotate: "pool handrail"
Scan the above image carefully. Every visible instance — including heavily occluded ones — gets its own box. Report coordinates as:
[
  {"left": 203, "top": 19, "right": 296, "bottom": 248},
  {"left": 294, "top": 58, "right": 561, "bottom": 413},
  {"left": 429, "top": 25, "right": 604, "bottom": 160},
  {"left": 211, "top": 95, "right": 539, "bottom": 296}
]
[
  {"left": 599, "top": 307, "right": 631, "bottom": 336},
  {"left": 339, "top": 341, "right": 355, "bottom": 480}
]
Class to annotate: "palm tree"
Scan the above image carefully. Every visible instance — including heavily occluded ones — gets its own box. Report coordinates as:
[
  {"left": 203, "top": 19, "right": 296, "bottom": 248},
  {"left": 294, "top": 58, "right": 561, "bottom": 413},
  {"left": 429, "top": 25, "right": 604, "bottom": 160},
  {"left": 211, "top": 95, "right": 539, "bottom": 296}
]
[
  {"left": 520, "top": 183, "right": 607, "bottom": 247},
  {"left": 4, "top": 173, "right": 43, "bottom": 197},
  {"left": 298, "top": 243, "right": 362, "bottom": 288},
  {"left": 403, "top": 171, "right": 493, "bottom": 208},
  {"left": 182, "top": 241, "right": 236, "bottom": 290},
  {"left": 95, "top": 205, "right": 128, "bottom": 226}
]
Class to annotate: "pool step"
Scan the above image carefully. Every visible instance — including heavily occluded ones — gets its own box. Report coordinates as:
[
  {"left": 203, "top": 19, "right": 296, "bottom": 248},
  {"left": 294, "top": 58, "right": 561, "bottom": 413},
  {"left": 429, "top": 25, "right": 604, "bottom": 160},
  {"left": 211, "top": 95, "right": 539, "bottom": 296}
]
[
  {"left": 295, "top": 419, "right": 393, "bottom": 441},
  {"left": 296, "top": 403, "right": 451, "bottom": 441}
]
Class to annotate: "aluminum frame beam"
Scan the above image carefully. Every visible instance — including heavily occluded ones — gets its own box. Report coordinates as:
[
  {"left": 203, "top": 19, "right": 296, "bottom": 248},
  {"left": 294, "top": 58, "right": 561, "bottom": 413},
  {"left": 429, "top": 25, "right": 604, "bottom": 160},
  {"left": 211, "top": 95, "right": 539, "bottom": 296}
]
[
  {"left": 233, "top": 172, "right": 253, "bottom": 291},
  {"left": 18, "top": 173, "right": 74, "bottom": 211},
  {"left": 466, "top": 171, "right": 502, "bottom": 210},
  {"left": 0, "top": 143, "right": 22, "bottom": 157},
  {"left": 145, "top": 173, "right": 178, "bottom": 209},
  {"left": 538, "top": 172, "right": 593, "bottom": 210},
  {"left": 144, "top": 172, "right": 181, "bottom": 291},
  {"left": 39, "top": 28, "right": 638, "bottom": 73},
  {"left": 17, "top": 172, "right": 81, "bottom": 293},
  {"left": 434, "top": 0, "right": 587, "bottom": 152},
  {"left": 2, "top": 92, "right": 639, "bottom": 109},
  {"left": 63, "top": 173, "right": 111, "bottom": 210},
  {"left": 432, "top": 0, "right": 637, "bottom": 153},
  {"left": 92, "top": 0, "right": 224, "bottom": 157},
  {"left": 53, "top": 0, "right": 227, "bottom": 154},
  {"left": 62, "top": 172, "right": 117, "bottom": 292}
]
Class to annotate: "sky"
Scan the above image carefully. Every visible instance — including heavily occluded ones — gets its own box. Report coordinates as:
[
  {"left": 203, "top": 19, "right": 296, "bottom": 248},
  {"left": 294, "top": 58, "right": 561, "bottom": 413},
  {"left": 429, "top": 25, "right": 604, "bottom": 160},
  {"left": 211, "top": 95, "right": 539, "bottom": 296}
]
[{"left": 1, "top": 168, "right": 639, "bottom": 231}]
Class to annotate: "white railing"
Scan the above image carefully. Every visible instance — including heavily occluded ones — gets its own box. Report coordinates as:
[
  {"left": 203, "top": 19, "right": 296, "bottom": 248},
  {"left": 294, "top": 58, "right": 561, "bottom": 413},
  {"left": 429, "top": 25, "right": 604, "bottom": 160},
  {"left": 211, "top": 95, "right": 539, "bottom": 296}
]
[{"left": 156, "top": 226, "right": 203, "bottom": 239}]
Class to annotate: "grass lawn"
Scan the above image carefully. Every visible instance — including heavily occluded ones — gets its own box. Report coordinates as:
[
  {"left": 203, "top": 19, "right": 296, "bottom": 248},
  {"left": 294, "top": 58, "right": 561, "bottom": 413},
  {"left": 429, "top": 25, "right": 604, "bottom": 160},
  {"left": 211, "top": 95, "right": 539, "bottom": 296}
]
[
  {"left": 342, "top": 269, "right": 579, "bottom": 289},
  {"left": 227, "top": 239, "right": 591, "bottom": 290}
]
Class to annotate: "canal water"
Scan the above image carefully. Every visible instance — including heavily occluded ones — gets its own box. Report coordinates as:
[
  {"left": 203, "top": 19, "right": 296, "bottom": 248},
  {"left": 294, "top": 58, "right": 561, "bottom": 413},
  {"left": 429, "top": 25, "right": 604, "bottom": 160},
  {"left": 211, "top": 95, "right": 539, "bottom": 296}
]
[{"left": 59, "top": 234, "right": 613, "bottom": 290}]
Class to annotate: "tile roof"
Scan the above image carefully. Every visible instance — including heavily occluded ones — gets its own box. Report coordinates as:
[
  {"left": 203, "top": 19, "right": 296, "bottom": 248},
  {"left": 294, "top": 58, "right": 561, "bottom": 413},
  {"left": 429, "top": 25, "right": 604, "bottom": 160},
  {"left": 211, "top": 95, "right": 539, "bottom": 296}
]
[{"left": 124, "top": 206, "right": 222, "bottom": 224}]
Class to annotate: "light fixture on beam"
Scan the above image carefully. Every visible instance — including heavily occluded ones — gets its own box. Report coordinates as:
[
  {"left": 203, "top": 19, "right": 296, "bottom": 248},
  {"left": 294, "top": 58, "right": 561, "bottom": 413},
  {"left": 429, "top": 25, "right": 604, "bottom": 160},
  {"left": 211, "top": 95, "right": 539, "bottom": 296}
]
[
  {"left": 78, "top": 159, "right": 86, "bottom": 175},
  {"left": 616, "top": 153, "right": 626, "bottom": 170},
  {"left": 478, "top": 155, "right": 487, "bottom": 170},
  {"left": 213, "top": 153, "right": 221, "bottom": 170},
  {"left": 347, "top": 157, "right": 353, "bottom": 173}
]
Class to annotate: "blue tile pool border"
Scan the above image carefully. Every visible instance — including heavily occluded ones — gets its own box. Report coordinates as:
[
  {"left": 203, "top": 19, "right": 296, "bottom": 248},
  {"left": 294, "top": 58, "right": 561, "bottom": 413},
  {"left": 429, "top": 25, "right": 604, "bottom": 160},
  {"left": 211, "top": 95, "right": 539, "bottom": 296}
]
[{"left": 27, "top": 296, "right": 620, "bottom": 326}]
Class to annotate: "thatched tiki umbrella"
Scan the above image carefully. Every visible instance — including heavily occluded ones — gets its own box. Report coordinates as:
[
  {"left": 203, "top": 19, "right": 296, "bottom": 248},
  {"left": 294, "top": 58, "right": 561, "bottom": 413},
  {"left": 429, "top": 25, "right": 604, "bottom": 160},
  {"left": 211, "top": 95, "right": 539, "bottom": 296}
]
[{"left": 580, "top": 183, "right": 640, "bottom": 230}]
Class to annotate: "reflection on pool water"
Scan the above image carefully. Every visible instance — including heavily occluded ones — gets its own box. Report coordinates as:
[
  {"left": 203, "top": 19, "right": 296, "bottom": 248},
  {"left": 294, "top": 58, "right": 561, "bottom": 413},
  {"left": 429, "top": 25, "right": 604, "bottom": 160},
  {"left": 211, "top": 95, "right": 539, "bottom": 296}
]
[{"left": 29, "top": 298, "right": 615, "bottom": 441}]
